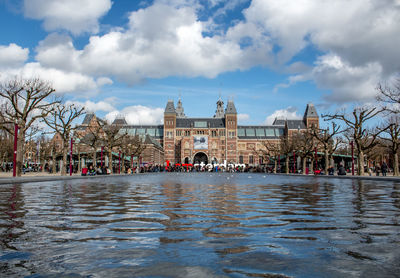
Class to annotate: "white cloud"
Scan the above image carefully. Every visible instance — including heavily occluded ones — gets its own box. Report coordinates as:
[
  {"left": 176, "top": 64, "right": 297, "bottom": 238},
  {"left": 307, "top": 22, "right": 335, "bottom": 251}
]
[
  {"left": 237, "top": 113, "right": 250, "bottom": 123},
  {"left": 275, "top": 54, "right": 384, "bottom": 103},
  {"left": 105, "top": 105, "right": 164, "bottom": 125},
  {"left": 33, "top": 2, "right": 273, "bottom": 85},
  {"left": 66, "top": 99, "right": 116, "bottom": 113},
  {"left": 264, "top": 106, "right": 301, "bottom": 125},
  {"left": 0, "top": 43, "right": 29, "bottom": 68},
  {"left": 0, "top": 62, "right": 110, "bottom": 94},
  {"left": 23, "top": 0, "right": 112, "bottom": 35}
]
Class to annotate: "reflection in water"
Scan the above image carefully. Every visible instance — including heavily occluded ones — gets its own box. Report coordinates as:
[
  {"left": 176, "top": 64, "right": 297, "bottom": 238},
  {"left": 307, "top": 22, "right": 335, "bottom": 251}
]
[{"left": 0, "top": 173, "right": 400, "bottom": 277}]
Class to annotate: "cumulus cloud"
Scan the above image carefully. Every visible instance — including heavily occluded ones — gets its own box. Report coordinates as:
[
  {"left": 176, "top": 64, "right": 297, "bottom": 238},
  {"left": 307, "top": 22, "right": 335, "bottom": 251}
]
[
  {"left": 33, "top": 2, "right": 273, "bottom": 85},
  {"left": 264, "top": 106, "right": 301, "bottom": 125},
  {"left": 105, "top": 105, "right": 164, "bottom": 125},
  {"left": 0, "top": 62, "right": 111, "bottom": 94},
  {"left": 66, "top": 98, "right": 116, "bottom": 113},
  {"left": 0, "top": 43, "right": 29, "bottom": 68},
  {"left": 275, "top": 54, "right": 384, "bottom": 103},
  {"left": 23, "top": 0, "right": 112, "bottom": 35},
  {"left": 7, "top": 0, "right": 400, "bottom": 104},
  {"left": 237, "top": 113, "right": 250, "bottom": 123}
]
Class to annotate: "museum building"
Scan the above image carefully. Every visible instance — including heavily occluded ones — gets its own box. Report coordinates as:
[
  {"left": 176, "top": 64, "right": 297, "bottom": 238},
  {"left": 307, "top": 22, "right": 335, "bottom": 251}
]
[{"left": 114, "top": 98, "right": 319, "bottom": 166}]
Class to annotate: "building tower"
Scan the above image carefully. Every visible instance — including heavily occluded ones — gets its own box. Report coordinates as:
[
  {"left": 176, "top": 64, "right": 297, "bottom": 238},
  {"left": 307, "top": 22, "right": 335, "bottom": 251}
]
[
  {"left": 176, "top": 97, "right": 187, "bottom": 118},
  {"left": 303, "top": 103, "right": 319, "bottom": 129},
  {"left": 164, "top": 100, "right": 176, "bottom": 164},
  {"left": 225, "top": 99, "right": 238, "bottom": 163},
  {"left": 214, "top": 97, "right": 225, "bottom": 118}
]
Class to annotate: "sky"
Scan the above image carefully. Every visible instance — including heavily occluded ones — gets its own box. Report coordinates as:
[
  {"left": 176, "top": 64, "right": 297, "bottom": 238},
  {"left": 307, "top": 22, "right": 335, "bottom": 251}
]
[{"left": 0, "top": 0, "right": 399, "bottom": 127}]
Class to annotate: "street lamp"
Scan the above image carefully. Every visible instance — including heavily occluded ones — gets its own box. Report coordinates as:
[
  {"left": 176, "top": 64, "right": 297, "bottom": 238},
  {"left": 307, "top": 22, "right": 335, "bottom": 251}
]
[
  {"left": 13, "top": 122, "right": 19, "bottom": 177},
  {"left": 70, "top": 138, "right": 74, "bottom": 176}
]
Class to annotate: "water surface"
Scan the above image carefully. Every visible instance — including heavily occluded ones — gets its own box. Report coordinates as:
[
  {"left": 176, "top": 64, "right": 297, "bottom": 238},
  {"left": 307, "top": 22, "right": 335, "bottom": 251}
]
[{"left": 1, "top": 173, "right": 400, "bottom": 277}]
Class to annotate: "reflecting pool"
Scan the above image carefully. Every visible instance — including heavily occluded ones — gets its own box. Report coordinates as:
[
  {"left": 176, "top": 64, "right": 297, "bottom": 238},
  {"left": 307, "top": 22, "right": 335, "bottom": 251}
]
[{"left": 1, "top": 173, "right": 400, "bottom": 277}]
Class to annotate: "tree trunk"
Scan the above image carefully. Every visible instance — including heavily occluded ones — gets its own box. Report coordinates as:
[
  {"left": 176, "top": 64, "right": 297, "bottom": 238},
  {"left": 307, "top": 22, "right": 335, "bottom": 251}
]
[
  {"left": 78, "top": 151, "right": 81, "bottom": 172},
  {"left": 285, "top": 156, "right": 289, "bottom": 174},
  {"left": 61, "top": 141, "right": 68, "bottom": 176},
  {"left": 122, "top": 154, "right": 126, "bottom": 173},
  {"left": 302, "top": 157, "right": 307, "bottom": 175},
  {"left": 16, "top": 131, "right": 25, "bottom": 177},
  {"left": 310, "top": 158, "right": 314, "bottom": 173},
  {"left": 92, "top": 148, "right": 97, "bottom": 169},
  {"left": 51, "top": 149, "right": 56, "bottom": 174},
  {"left": 358, "top": 150, "right": 364, "bottom": 176},
  {"left": 394, "top": 152, "right": 399, "bottom": 176},
  {"left": 324, "top": 150, "right": 329, "bottom": 174},
  {"left": 274, "top": 159, "right": 277, "bottom": 173}
]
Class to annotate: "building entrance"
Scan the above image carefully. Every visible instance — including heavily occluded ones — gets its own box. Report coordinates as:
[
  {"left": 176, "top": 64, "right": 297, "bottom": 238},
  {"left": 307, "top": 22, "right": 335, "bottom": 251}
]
[{"left": 193, "top": 152, "right": 208, "bottom": 165}]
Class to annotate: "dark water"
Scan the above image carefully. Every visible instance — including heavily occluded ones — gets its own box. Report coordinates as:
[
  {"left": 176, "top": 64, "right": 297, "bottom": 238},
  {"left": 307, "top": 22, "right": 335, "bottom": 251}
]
[{"left": 1, "top": 173, "right": 400, "bottom": 277}]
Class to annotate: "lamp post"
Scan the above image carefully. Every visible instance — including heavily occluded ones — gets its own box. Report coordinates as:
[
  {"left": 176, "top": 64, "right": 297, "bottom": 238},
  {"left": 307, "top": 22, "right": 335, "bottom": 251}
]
[
  {"left": 118, "top": 151, "right": 121, "bottom": 174},
  {"left": 100, "top": 146, "right": 104, "bottom": 167},
  {"left": 13, "top": 123, "right": 19, "bottom": 177},
  {"left": 314, "top": 147, "right": 318, "bottom": 172},
  {"left": 70, "top": 138, "right": 74, "bottom": 176}
]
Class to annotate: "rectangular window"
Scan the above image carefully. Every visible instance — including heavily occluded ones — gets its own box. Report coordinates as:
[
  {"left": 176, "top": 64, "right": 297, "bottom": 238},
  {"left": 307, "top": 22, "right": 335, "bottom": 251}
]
[
  {"left": 249, "top": 155, "right": 254, "bottom": 164},
  {"left": 246, "top": 128, "right": 255, "bottom": 136},
  {"left": 137, "top": 128, "right": 146, "bottom": 135},
  {"left": 156, "top": 128, "right": 163, "bottom": 137},
  {"left": 256, "top": 128, "right": 265, "bottom": 137},
  {"left": 194, "top": 121, "right": 207, "bottom": 128},
  {"left": 275, "top": 128, "right": 284, "bottom": 136},
  {"left": 265, "top": 128, "right": 275, "bottom": 136},
  {"left": 146, "top": 128, "right": 155, "bottom": 136},
  {"left": 238, "top": 128, "right": 245, "bottom": 136}
]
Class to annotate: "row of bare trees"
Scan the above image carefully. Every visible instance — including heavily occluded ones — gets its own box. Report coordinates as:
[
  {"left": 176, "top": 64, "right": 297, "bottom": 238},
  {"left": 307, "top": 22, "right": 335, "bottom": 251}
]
[
  {"left": 0, "top": 77, "right": 147, "bottom": 177},
  {"left": 257, "top": 78, "right": 400, "bottom": 176}
]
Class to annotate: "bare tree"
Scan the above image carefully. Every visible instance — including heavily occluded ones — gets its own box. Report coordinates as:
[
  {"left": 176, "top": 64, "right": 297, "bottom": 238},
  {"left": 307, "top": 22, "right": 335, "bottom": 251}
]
[
  {"left": 260, "top": 140, "right": 280, "bottom": 172},
  {"left": 379, "top": 116, "right": 400, "bottom": 176},
  {"left": 279, "top": 136, "right": 296, "bottom": 174},
  {"left": 119, "top": 135, "right": 147, "bottom": 171},
  {"left": 376, "top": 78, "right": 400, "bottom": 113},
  {"left": 78, "top": 123, "right": 104, "bottom": 169},
  {"left": 311, "top": 122, "right": 343, "bottom": 174},
  {"left": 101, "top": 123, "right": 128, "bottom": 172},
  {"left": 43, "top": 103, "right": 85, "bottom": 175},
  {"left": 0, "top": 77, "right": 59, "bottom": 176},
  {"left": 323, "top": 107, "right": 385, "bottom": 175},
  {"left": 292, "top": 130, "right": 318, "bottom": 174}
]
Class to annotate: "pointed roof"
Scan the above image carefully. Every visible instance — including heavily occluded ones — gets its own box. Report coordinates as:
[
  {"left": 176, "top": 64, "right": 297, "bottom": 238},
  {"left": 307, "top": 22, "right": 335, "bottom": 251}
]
[
  {"left": 225, "top": 100, "right": 237, "bottom": 114},
  {"left": 164, "top": 100, "right": 176, "bottom": 114},
  {"left": 82, "top": 113, "right": 95, "bottom": 125},
  {"left": 303, "top": 103, "right": 318, "bottom": 119}
]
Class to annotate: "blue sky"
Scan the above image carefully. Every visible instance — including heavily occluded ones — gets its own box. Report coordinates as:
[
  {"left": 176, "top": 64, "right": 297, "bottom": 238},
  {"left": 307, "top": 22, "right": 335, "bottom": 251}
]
[{"left": 0, "top": 0, "right": 399, "bottom": 126}]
